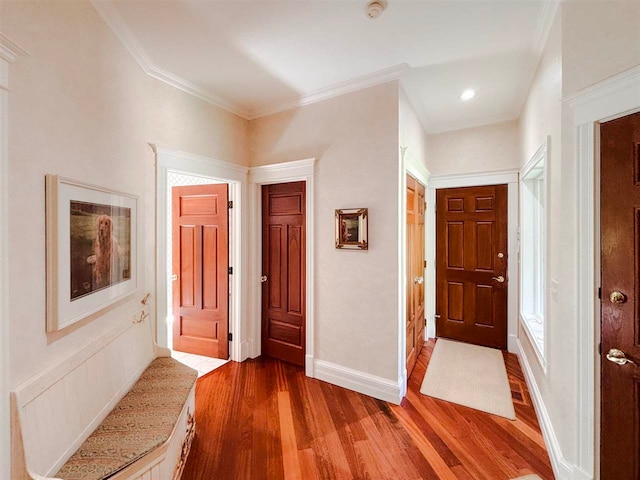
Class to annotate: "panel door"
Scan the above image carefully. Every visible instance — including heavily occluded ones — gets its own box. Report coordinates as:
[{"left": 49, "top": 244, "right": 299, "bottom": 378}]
[
  {"left": 172, "top": 184, "right": 229, "bottom": 359},
  {"left": 407, "top": 174, "right": 426, "bottom": 377},
  {"left": 436, "top": 185, "right": 508, "bottom": 349},
  {"left": 262, "top": 182, "right": 306, "bottom": 366},
  {"left": 600, "top": 112, "right": 640, "bottom": 479}
]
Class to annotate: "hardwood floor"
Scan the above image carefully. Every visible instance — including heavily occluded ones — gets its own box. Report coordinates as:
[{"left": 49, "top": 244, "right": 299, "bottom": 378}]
[{"left": 181, "top": 340, "right": 553, "bottom": 480}]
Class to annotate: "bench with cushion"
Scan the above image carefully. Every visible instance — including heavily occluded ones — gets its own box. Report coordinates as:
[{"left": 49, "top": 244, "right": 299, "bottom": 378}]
[{"left": 11, "top": 318, "right": 198, "bottom": 480}]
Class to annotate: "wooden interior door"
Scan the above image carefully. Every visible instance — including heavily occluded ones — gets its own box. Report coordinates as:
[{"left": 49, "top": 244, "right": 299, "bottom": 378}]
[
  {"left": 600, "top": 112, "right": 640, "bottom": 479},
  {"left": 172, "top": 184, "right": 229, "bottom": 359},
  {"left": 262, "top": 182, "right": 306, "bottom": 366},
  {"left": 436, "top": 185, "right": 508, "bottom": 350},
  {"left": 407, "top": 174, "right": 426, "bottom": 376}
]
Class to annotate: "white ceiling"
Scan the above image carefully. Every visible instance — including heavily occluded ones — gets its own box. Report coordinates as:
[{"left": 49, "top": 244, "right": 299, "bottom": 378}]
[{"left": 95, "top": 0, "right": 556, "bottom": 133}]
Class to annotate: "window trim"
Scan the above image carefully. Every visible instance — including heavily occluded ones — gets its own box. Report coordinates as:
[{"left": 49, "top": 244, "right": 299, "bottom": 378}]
[{"left": 519, "top": 136, "right": 550, "bottom": 373}]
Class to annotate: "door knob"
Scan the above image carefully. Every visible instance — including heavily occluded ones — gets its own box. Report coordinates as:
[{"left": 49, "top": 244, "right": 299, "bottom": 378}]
[
  {"left": 260, "top": 275, "right": 268, "bottom": 283},
  {"left": 609, "top": 291, "right": 626, "bottom": 304},
  {"left": 606, "top": 348, "right": 637, "bottom": 366},
  {"left": 492, "top": 275, "right": 505, "bottom": 283},
  {"left": 170, "top": 274, "right": 178, "bottom": 281},
  {"left": 414, "top": 276, "right": 424, "bottom": 285}
]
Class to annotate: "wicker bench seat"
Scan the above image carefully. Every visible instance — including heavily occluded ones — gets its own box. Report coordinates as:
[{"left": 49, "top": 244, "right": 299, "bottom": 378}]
[{"left": 54, "top": 357, "right": 197, "bottom": 480}]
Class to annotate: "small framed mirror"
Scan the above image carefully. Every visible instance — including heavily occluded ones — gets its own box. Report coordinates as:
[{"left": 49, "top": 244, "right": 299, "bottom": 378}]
[{"left": 335, "top": 208, "right": 368, "bottom": 250}]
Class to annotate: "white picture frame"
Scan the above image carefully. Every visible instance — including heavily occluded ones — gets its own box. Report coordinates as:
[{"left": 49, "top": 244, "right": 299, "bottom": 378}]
[{"left": 46, "top": 175, "right": 138, "bottom": 332}]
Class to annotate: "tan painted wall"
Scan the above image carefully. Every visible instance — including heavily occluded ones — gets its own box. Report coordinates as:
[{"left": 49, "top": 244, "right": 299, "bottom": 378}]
[
  {"left": 249, "top": 82, "right": 400, "bottom": 381},
  {"left": 3, "top": 0, "right": 248, "bottom": 387},
  {"left": 426, "top": 120, "right": 520, "bottom": 176},
  {"left": 562, "top": 0, "right": 640, "bottom": 97}
]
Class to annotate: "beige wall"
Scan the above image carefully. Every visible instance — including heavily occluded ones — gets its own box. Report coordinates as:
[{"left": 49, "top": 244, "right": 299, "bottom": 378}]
[
  {"left": 426, "top": 120, "right": 519, "bottom": 176},
  {"left": 562, "top": 1, "right": 640, "bottom": 97},
  {"left": 399, "top": 87, "right": 430, "bottom": 175},
  {"left": 3, "top": 0, "right": 248, "bottom": 387},
  {"left": 249, "top": 82, "right": 400, "bottom": 381}
]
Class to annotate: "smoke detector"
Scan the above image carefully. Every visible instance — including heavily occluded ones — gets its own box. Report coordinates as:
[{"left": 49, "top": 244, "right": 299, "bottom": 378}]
[{"left": 366, "top": 0, "right": 386, "bottom": 19}]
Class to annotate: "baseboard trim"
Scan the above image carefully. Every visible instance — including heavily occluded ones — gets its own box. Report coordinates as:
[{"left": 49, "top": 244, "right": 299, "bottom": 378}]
[
  {"left": 240, "top": 340, "right": 253, "bottom": 361},
  {"left": 305, "top": 354, "right": 315, "bottom": 377},
  {"left": 516, "top": 338, "right": 577, "bottom": 479},
  {"left": 313, "top": 359, "right": 402, "bottom": 405}
]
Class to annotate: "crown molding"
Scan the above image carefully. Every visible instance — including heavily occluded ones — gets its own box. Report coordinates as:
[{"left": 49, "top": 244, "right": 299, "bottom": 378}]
[
  {"left": 248, "top": 63, "right": 409, "bottom": 119},
  {"left": 0, "top": 33, "right": 29, "bottom": 64},
  {"left": 90, "top": 0, "right": 252, "bottom": 119},
  {"left": 426, "top": 110, "right": 518, "bottom": 135},
  {"left": 532, "top": 1, "right": 559, "bottom": 57}
]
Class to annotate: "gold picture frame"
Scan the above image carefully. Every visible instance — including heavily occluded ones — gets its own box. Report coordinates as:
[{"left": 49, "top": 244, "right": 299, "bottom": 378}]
[{"left": 335, "top": 208, "right": 368, "bottom": 250}]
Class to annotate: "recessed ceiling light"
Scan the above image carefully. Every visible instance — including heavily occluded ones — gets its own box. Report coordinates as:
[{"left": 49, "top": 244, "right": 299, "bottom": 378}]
[{"left": 460, "top": 89, "right": 476, "bottom": 101}]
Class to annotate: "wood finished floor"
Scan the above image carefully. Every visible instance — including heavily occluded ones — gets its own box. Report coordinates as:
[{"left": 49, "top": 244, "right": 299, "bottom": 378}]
[{"left": 181, "top": 340, "right": 553, "bottom": 480}]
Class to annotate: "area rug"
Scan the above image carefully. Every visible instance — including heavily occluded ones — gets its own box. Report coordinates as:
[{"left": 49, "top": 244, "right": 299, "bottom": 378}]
[
  {"left": 420, "top": 338, "right": 516, "bottom": 420},
  {"left": 511, "top": 475, "right": 543, "bottom": 480}
]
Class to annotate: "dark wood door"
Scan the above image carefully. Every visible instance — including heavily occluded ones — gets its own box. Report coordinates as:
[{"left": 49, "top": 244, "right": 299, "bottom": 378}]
[
  {"left": 407, "top": 174, "right": 426, "bottom": 376},
  {"left": 436, "top": 185, "right": 508, "bottom": 349},
  {"left": 172, "top": 184, "right": 229, "bottom": 359},
  {"left": 262, "top": 182, "right": 306, "bottom": 366},
  {"left": 600, "top": 112, "right": 640, "bottom": 479}
]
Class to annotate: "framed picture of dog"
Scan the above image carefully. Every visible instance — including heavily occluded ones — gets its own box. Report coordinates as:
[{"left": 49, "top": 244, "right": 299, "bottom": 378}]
[
  {"left": 45, "top": 175, "right": 138, "bottom": 332},
  {"left": 335, "top": 208, "right": 368, "bottom": 250}
]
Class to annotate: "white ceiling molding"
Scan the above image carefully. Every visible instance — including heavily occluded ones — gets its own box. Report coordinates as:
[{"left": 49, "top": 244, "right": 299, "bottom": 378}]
[
  {"left": 91, "top": 0, "right": 408, "bottom": 122},
  {"left": 90, "top": 0, "right": 252, "bottom": 119},
  {"left": 0, "top": 33, "right": 29, "bottom": 64},
  {"left": 532, "top": 1, "right": 559, "bottom": 57},
  {"left": 427, "top": 110, "right": 518, "bottom": 135},
  {"left": 247, "top": 63, "right": 409, "bottom": 120}
]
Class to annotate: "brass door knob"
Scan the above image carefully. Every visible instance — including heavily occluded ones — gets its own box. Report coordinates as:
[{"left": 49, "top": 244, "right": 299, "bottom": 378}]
[
  {"left": 492, "top": 275, "right": 505, "bottom": 283},
  {"left": 609, "top": 291, "right": 626, "bottom": 304},
  {"left": 606, "top": 348, "right": 636, "bottom": 366}
]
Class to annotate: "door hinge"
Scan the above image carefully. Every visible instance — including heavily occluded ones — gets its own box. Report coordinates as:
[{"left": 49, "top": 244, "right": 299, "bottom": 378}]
[
  {"left": 424, "top": 260, "right": 427, "bottom": 268},
  {"left": 598, "top": 343, "right": 602, "bottom": 355},
  {"left": 228, "top": 266, "right": 233, "bottom": 275},
  {"left": 598, "top": 287, "right": 602, "bottom": 299},
  {"left": 228, "top": 200, "right": 233, "bottom": 209},
  {"left": 228, "top": 333, "right": 233, "bottom": 342}
]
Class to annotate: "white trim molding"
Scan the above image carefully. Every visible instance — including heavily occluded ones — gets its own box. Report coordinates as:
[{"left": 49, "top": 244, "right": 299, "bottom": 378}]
[
  {"left": 252, "top": 64, "right": 409, "bottom": 119},
  {"left": 313, "top": 359, "right": 403, "bottom": 405},
  {"left": 568, "top": 65, "right": 640, "bottom": 480},
  {"left": 426, "top": 169, "right": 519, "bottom": 352},
  {"left": 0, "top": 33, "right": 29, "bottom": 478},
  {"left": 519, "top": 136, "right": 550, "bottom": 374},
  {"left": 516, "top": 338, "right": 575, "bottom": 479},
  {"left": 151, "top": 146, "right": 249, "bottom": 363},
  {"left": 0, "top": 33, "right": 27, "bottom": 480},
  {"left": 248, "top": 159, "right": 316, "bottom": 377}
]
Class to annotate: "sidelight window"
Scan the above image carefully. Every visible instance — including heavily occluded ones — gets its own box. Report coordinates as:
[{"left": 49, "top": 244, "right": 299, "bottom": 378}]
[{"left": 520, "top": 138, "right": 548, "bottom": 366}]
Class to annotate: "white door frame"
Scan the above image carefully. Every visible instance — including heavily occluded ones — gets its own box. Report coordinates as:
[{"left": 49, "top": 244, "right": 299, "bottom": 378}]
[
  {"left": 425, "top": 169, "right": 520, "bottom": 353},
  {"left": 399, "top": 147, "right": 431, "bottom": 397},
  {"left": 0, "top": 34, "right": 27, "bottom": 480},
  {"left": 248, "top": 159, "right": 316, "bottom": 377},
  {"left": 568, "top": 65, "right": 640, "bottom": 480},
  {"left": 152, "top": 146, "right": 249, "bottom": 362}
]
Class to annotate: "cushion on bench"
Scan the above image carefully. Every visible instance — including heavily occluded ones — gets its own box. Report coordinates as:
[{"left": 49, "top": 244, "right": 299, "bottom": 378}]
[{"left": 54, "top": 357, "right": 198, "bottom": 480}]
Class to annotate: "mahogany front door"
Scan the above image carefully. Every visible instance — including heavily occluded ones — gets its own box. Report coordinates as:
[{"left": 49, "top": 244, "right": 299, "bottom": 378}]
[
  {"left": 600, "top": 111, "right": 640, "bottom": 479},
  {"left": 262, "top": 182, "right": 306, "bottom": 366},
  {"left": 436, "top": 185, "right": 508, "bottom": 350},
  {"left": 407, "top": 174, "right": 426, "bottom": 376},
  {"left": 172, "top": 184, "right": 229, "bottom": 359}
]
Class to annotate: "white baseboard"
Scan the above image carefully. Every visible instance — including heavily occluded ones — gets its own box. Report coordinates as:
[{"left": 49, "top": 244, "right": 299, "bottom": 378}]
[
  {"left": 305, "top": 354, "right": 315, "bottom": 377},
  {"left": 240, "top": 340, "right": 253, "bottom": 361},
  {"left": 508, "top": 333, "right": 518, "bottom": 353},
  {"left": 516, "top": 338, "right": 578, "bottom": 480},
  {"left": 313, "top": 359, "right": 402, "bottom": 405}
]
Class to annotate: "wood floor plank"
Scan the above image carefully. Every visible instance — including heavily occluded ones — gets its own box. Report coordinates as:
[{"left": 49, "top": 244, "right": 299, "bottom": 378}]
[{"left": 181, "top": 341, "right": 554, "bottom": 480}]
